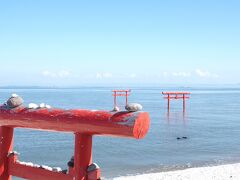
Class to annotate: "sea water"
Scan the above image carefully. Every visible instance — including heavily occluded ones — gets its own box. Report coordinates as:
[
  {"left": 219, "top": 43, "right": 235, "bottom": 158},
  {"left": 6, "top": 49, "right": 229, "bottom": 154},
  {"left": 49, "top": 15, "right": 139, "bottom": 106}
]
[{"left": 1, "top": 86, "right": 240, "bottom": 179}]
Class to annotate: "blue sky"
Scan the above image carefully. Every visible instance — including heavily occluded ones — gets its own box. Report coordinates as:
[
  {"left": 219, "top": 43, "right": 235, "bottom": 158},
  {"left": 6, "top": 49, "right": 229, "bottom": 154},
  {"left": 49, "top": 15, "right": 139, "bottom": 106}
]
[{"left": 0, "top": 0, "right": 239, "bottom": 86}]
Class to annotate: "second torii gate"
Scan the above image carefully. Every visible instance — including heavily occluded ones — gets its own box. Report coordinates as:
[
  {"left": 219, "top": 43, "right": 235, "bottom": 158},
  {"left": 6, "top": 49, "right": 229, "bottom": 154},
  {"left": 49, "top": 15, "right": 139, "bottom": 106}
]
[
  {"left": 112, "top": 89, "right": 131, "bottom": 110},
  {"left": 162, "top": 92, "right": 191, "bottom": 111}
]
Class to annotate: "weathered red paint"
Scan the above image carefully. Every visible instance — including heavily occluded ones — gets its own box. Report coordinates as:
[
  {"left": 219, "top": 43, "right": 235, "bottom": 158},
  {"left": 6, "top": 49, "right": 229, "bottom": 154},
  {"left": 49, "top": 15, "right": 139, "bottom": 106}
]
[
  {"left": 9, "top": 154, "right": 72, "bottom": 180},
  {"left": 74, "top": 134, "right": 92, "bottom": 180},
  {"left": 0, "top": 104, "right": 150, "bottom": 180},
  {"left": 0, "top": 127, "right": 13, "bottom": 180},
  {"left": 162, "top": 92, "right": 191, "bottom": 111},
  {"left": 88, "top": 169, "right": 100, "bottom": 180},
  {"left": 0, "top": 106, "right": 149, "bottom": 139}
]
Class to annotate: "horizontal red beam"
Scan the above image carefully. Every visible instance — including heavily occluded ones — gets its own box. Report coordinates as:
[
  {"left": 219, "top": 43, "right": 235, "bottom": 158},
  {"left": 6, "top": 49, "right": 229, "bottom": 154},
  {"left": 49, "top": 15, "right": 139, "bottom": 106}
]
[
  {"left": 162, "top": 92, "right": 191, "bottom": 95},
  {"left": 112, "top": 90, "right": 131, "bottom": 92},
  {"left": 164, "top": 97, "right": 190, "bottom": 99},
  {"left": 9, "top": 161, "right": 72, "bottom": 180},
  {"left": 112, "top": 93, "right": 130, "bottom": 96},
  {"left": 0, "top": 106, "right": 150, "bottom": 139}
]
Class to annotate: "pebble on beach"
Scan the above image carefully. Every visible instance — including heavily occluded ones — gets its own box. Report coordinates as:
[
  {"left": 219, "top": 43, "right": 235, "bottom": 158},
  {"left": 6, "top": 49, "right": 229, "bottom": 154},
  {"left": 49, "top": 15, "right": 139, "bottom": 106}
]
[
  {"left": 40, "top": 103, "right": 52, "bottom": 109},
  {"left": 7, "top": 94, "right": 24, "bottom": 108},
  {"left": 125, "top": 103, "right": 143, "bottom": 112},
  {"left": 40, "top": 165, "right": 53, "bottom": 171},
  {"left": 87, "top": 163, "right": 100, "bottom": 172},
  {"left": 40, "top": 103, "right": 46, "bottom": 108},
  {"left": 68, "top": 156, "right": 74, "bottom": 167},
  {"left": 52, "top": 167, "right": 62, "bottom": 172},
  {"left": 28, "top": 103, "right": 51, "bottom": 109},
  {"left": 28, "top": 103, "right": 39, "bottom": 109},
  {"left": 45, "top": 104, "right": 51, "bottom": 109},
  {"left": 8, "top": 151, "right": 20, "bottom": 157},
  {"left": 113, "top": 106, "right": 120, "bottom": 112}
]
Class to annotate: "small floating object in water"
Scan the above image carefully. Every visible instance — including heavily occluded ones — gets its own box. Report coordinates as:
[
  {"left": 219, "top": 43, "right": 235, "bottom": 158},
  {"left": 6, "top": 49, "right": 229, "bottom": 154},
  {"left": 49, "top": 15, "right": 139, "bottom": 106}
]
[
  {"left": 125, "top": 103, "right": 143, "bottom": 112},
  {"left": 7, "top": 94, "right": 23, "bottom": 108},
  {"left": 177, "top": 137, "right": 188, "bottom": 140},
  {"left": 28, "top": 103, "right": 39, "bottom": 109}
]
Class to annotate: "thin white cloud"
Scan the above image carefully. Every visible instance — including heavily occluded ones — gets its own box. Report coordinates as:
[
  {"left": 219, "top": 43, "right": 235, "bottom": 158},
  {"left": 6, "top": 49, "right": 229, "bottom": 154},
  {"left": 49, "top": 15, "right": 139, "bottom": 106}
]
[
  {"left": 162, "top": 71, "right": 191, "bottom": 78},
  {"left": 42, "top": 70, "right": 57, "bottom": 78},
  {"left": 161, "top": 70, "right": 219, "bottom": 79},
  {"left": 42, "top": 70, "right": 71, "bottom": 78},
  {"left": 195, "top": 69, "right": 219, "bottom": 78},
  {"left": 172, "top": 72, "right": 191, "bottom": 77},
  {"left": 128, "top": 73, "right": 137, "bottom": 78},
  {"left": 163, "top": 72, "right": 169, "bottom": 77},
  {"left": 95, "top": 72, "right": 137, "bottom": 79},
  {"left": 96, "top": 72, "right": 113, "bottom": 79},
  {"left": 58, "top": 70, "right": 71, "bottom": 78}
]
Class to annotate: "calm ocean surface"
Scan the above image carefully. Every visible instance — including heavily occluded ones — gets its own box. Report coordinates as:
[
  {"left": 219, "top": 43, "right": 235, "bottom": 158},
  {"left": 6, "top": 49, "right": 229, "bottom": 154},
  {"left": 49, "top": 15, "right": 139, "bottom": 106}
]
[{"left": 1, "top": 86, "right": 240, "bottom": 179}]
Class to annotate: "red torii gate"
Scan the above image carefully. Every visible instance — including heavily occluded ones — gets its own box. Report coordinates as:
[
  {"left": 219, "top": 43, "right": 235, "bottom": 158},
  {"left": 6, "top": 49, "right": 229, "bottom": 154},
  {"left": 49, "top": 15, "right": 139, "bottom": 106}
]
[
  {"left": 112, "top": 89, "right": 131, "bottom": 110},
  {"left": 162, "top": 92, "right": 191, "bottom": 111},
  {"left": 0, "top": 95, "right": 150, "bottom": 180}
]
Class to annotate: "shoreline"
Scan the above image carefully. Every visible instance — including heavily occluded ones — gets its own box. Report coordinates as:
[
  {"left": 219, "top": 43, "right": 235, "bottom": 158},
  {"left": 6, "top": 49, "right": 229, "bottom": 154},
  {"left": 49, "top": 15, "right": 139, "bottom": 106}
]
[{"left": 113, "top": 163, "right": 240, "bottom": 180}]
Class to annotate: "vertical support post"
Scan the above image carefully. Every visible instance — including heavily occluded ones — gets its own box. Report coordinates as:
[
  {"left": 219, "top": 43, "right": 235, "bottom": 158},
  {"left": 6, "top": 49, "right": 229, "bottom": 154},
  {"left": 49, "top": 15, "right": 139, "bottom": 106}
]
[
  {"left": 74, "top": 133, "right": 92, "bottom": 180},
  {"left": 126, "top": 91, "right": 128, "bottom": 106},
  {"left": 114, "top": 91, "right": 117, "bottom": 108},
  {"left": 183, "top": 94, "right": 186, "bottom": 112},
  {"left": 0, "top": 127, "right": 13, "bottom": 180},
  {"left": 167, "top": 94, "right": 170, "bottom": 112}
]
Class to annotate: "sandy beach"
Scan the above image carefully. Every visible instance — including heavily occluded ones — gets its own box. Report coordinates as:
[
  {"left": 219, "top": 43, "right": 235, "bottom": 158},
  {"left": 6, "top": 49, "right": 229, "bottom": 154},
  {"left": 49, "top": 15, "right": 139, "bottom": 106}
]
[{"left": 114, "top": 163, "right": 240, "bottom": 180}]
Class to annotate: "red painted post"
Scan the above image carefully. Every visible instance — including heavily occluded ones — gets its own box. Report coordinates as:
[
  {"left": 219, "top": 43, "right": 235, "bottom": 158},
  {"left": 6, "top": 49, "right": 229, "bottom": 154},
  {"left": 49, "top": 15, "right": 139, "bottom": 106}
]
[
  {"left": 114, "top": 91, "right": 117, "bottom": 108},
  {"left": 112, "top": 90, "right": 131, "bottom": 110},
  {"left": 0, "top": 127, "right": 13, "bottom": 180},
  {"left": 162, "top": 92, "right": 190, "bottom": 111},
  {"left": 183, "top": 94, "right": 186, "bottom": 111},
  {"left": 0, "top": 94, "right": 150, "bottom": 180},
  {"left": 74, "top": 134, "right": 92, "bottom": 180},
  {"left": 126, "top": 91, "right": 128, "bottom": 105},
  {"left": 167, "top": 94, "right": 170, "bottom": 112}
]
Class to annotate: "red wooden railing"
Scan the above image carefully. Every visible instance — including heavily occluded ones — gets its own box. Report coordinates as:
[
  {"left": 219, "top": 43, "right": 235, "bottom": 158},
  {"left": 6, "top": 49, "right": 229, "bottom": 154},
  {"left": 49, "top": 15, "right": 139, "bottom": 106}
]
[{"left": 0, "top": 95, "right": 150, "bottom": 180}]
